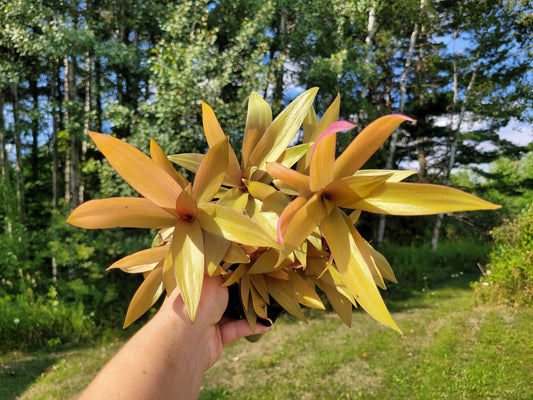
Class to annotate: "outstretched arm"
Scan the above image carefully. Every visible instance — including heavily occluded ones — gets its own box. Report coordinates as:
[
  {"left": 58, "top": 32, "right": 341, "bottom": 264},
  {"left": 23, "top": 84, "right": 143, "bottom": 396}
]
[{"left": 80, "top": 275, "right": 269, "bottom": 400}]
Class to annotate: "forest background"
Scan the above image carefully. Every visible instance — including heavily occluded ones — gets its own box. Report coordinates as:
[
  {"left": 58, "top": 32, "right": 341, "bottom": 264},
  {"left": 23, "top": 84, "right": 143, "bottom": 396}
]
[{"left": 0, "top": 0, "right": 532, "bottom": 351}]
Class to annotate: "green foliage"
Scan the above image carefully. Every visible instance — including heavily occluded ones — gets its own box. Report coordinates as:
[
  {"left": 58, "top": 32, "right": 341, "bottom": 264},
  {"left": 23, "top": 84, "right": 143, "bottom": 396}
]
[
  {"left": 0, "top": 288, "right": 94, "bottom": 352},
  {"left": 381, "top": 240, "right": 491, "bottom": 298},
  {"left": 474, "top": 205, "right": 533, "bottom": 306}
]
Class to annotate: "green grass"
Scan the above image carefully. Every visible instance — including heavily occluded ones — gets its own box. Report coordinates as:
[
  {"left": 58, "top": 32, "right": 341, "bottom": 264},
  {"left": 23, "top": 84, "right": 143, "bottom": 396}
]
[{"left": 1, "top": 286, "right": 531, "bottom": 400}]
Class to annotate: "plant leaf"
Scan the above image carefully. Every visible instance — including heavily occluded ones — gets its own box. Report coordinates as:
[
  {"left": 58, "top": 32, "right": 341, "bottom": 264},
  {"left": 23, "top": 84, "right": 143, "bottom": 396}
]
[
  {"left": 123, "top": 265, "right": 164, "bottom": 328},
  {"left": 198, "top": 203, "right": 278, "bottom": 248},
  {"left": 168, "top": 153, "right": 203, "bottom": 174},
  {"left": 298, "top": 94, "right": 340, "bottom": 173},
  {"left": 89, "top": 132, "right": 182, "bottom": 215},
  {"left": 242, "top": 92, "right": 272, "bottom": 171},
  {"left": 321, "top": 208, "right": 400, "bottom": 332},
  {"left": 266, "top": 162, "right": 310, "bottom": 194},
  {"left": 150, "top": 139, "right": 189, "bottom": 188},
  {"left": 201, "top": 101, "right": 242, "bottom": 185},
  {"left": 172, "top": 219, "right": 205, "bottom": 322},
  {"left": 217, "top": 187, "right": 249, "bottom": 212},
  {"left": 67, "top": 197, "right": 177, "bottom": 229},
  {"left": 286, "top": 270, "right": 325, "bottom": 310},
  {"left": 247, "top": 87, "right": 319, "bottom": 174},
  {"left": 192, "top": 138, "right": 229, "bottom": 204},
  {"left": 203, "top": 231, "right": 231, "bottom": 276},
  {"left": 347, "top": 182, "right": 501, "bottom": 215},
  {"left": 265, "top": 277, "right": 307, "bottom": 322},
  {"left": 334, "top": 115, "right": 415, "bottom": 179},
  {"left": 323, "top": 174, "right": 392, "bottom": 207},
  {"left": 355, "top": 169, "right": 417, "bottom": 182},
  {"left": 280, "top": 193, "right": 327, "bottom": 256},
  {"left": 107, "top": 245, "right": 169, "bottom": 273}
]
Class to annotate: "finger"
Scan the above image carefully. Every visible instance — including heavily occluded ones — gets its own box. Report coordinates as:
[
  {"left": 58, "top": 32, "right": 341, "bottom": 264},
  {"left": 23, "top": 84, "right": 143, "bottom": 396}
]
[{"left": 220, "top": 319, "right": 271, "bottom": 346}]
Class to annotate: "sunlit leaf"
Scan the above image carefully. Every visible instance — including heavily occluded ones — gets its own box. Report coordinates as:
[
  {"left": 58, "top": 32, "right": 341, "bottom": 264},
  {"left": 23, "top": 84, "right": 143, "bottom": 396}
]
[
  {"left": 193, "top": 138, "right": 229, "bottom": 204},
  {"left": 286, "top": 270, "right": 325, "bottom": 310},
  {"left": 334, "top": 115, "right": 415, "bottom": 179},
  {"left": 175, "top": 187, "right": 198, "bottom": 220},
  {"left": 250, "top": 285, "right": 268, "bottom": 319},
  {"left": 321, "top": 208, "right": 400, "bottom": 332},
  {"left": 242, "top": 92, "right": 272, "bottom": 171},
  {"left": 203, "top": 231, "right": 230, "bottom": 276},
  {"left": 367, "top": 242, "right": 397, "bottom": 283},
  {"left": 150, "top": 139, "right": 189, "bottom": 188},
  {"left": 278, "top": 143, "right": 314, "bottom": 168},
  {"left": 67, "top": 198, "right": 177, "bottom": 229},
  {"left": 107, "top": 245, "right": 169, "bottom": 273},
  {"left": 89, "top": 132, "right": 182, "bottom": 215},
  {"left": 247, "top": 87, "right": 319, "bottom": 174},
  {"left": 248, "top": 249, "right": 282, "bottom": 274},
  {"left": 123, "top": 265, "right": 164, "bottom": 328},
  {"left": 223, "top": 242, "right": 250, "bottom": 264},
  {"left": 298, "top": 94, "right": 340, "bottom": 173},
  {"left": 217, "top": 187, "right": 249, "bottom": 212},
  {"left": 280, "top": 193, "right": 327, "bottom": 256},
  {"left": 348, "top": 182, "right": 501, "bottom": 215},
  {"left": 172, "top": 219, "right": 205, "bottom": 322},
  {"left": 266, "top": 162, "right": 310, "bottom": 194},
  {"left": 198, "top": 203, "right": 278, "bottom": 247},
  {"left": 355, "top": 169, "right": 417, "bottom": 182},
  {"left": 168, "top": 153, "right": 202, "bottom": 174},
  {"left": 223, "top": 263, "right": 249, "bottom": 287},
  {"left": 323, "top": 174, "right": 392, "bottom": 207}
]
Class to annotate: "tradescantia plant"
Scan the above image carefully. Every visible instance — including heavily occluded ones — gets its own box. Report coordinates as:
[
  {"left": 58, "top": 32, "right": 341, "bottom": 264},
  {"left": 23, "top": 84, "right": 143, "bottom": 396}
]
[{"left": 68, "top": 88, "right": 499, "bottom": 334}]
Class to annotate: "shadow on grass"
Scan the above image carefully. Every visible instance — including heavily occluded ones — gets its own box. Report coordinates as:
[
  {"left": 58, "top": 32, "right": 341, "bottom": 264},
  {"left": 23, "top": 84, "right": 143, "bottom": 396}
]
[{"left": 0, "top": 353, "right": 59, "bottom": 400}]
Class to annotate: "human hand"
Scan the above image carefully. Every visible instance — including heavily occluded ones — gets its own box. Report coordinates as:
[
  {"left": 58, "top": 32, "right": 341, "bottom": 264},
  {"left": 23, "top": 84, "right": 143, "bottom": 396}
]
[{"left": 163, "top": 275, "right": 270, "bottom": 370}]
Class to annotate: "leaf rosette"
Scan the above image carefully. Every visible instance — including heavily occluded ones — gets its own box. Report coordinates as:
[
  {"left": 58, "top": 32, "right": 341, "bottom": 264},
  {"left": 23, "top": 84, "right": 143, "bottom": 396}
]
[{"left": 67, "top": 88, "right": 500, "bottom": 334}]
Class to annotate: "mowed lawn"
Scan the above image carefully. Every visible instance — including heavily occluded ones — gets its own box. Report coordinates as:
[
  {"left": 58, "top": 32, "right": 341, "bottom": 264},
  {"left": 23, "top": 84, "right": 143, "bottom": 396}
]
[{"left": 2, "top": 286, "right": 532, "bottom": 400}]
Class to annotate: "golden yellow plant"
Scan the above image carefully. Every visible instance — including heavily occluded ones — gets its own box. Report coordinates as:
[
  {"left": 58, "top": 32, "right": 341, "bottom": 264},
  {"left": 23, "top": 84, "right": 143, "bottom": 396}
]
[{"left": 68, "top": 88, "right": 499, "bottom": 333}]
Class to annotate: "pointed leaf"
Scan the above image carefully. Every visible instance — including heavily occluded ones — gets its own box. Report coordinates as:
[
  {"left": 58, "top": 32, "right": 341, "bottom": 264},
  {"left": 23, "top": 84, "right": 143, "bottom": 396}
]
[
  {"left": 334, "top": 115, "right": 415, "bottom": 179},
  {"left": 223, "top": 242, "right": 250, "bottom": 264},
  {"left": 278, "top": 143, "right": 314, "bottom": 168},
  {"left": 217, "top": 187, "right": 249, "bottom": 212},
  {"left": 265, "top": 276, "right": 307, "bottom": 322},
  {"left": 201, "top": 101, "right": 242, "bottom": 185},
  {"left": 123, "top": 266, "right": 164, "bottom": 328},
  {"left": 175, "top": 187, "right": 198, "bottom": 220},
  {"left": 198, "top": 203, "right": 278, "bottom": 247},
  {"left": 168, "top": 153, "right": 203, "bottom": 174},
  {"left": 250, "top": 274, "right": 270, "bottom": 304},
  {"left": 367, "top": 242, "right": 397, "bottom": 283},
  {"left": 281, "top": 193, "right": 327, "bottom": 256},
  {"left": 107, "top": 245, "right": 169, "bottom": 273},
  {"left": 67, "top": 198, "right": 177, "bottom": 229},
  {"left": 203, "top": 231, "right": 231, "bottom": 276},
  {"left": 242, "top": 92, "right": 272, "bottom": 171},
  {"left": 244, "top": 180, "right": 277, "bottom": 201},
  {"left": 89, "top": 132, "right": 182, "bottom": 215},
  {"left": 355, "top": 169, "right": 417, "bottom": 182},
  {"left": 315, "top": 279, "right": 352, "bottom": 326},
  {"left": 347, "top": 182, "right": 501, "bottom": 215},
  {"left": 150, "top": 139, "right": 189, "bottom": 188},
  {"left": 250, "top": 285, "right": 269, "bottom": 319},
  {"left": 193, "top": 138, "right": 229, "bottom": 203},
  {"left": 321, "top": 208, "right": 400, "bottom": 332},
  {"left": 248, "top": 249, "right": 280, "bottom": 274},
  {"left": 298, "top": 94, "right": 341, "bottom": 173},
  {"left": 247, "top": 88, "right": 319, "bottom": 173},
  {"left": 287, "top": 270, "right": 325, "bottom": 310},
  {"left": 277, "top": 195, "right": 309, "bottom": 244},
  {"left": 163, "top": 248, "right": 177, "bottom": 293},
  {"left": 266, "top": 162, "right": 310, "bottom": 193},
  {"left": 323, "top": 174, "right": 392, "bottom": 207},
  {"left": 172, "top": 219, "right": 205, "bottom": 322}
]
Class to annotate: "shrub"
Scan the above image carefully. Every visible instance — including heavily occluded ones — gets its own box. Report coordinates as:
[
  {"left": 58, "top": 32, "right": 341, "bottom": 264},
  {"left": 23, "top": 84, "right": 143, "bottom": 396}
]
[
  {"left": 381, "top": 240, "right": 491, "bottom": 298},
  {"left": 0, "top": 287, "right": 95, "bottom": 352},
  {"left": 473, "top": 206, "right": 533, "bottom": 306}
]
